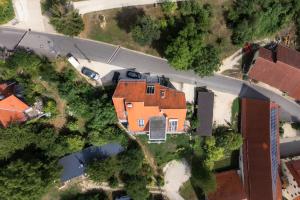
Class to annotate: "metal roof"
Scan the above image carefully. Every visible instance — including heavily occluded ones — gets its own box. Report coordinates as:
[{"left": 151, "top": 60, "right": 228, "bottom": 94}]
[
  {"left": 197, "top": 90, "right": 214, "bottom": 136},
  {"left": 149, "top": 116, "right": 166, "bottom": 141},
  {"left": 58, "top": 143, "right": 124, "bottom": 182}
]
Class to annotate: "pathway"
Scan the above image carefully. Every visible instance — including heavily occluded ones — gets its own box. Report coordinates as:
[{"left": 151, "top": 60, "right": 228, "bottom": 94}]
[
  {"left": 3, "top": 0, "right": 51, "bottom": 32},
  {"left": 163, "top": 159, "right": 191, "bottom": 200},
  {"left": 73, "top": 0, "right": 184, "bottom": 14}
]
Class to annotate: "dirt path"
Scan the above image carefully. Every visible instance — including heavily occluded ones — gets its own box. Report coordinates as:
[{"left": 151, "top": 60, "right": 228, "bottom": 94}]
[{"left": 37, "top": 80, "right": 67, "bottom": 129}]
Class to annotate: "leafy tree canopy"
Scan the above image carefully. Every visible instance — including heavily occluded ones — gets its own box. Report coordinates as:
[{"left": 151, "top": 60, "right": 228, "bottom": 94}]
[{"left": 132, "top": 16, "right": 161, "bottom": 46}]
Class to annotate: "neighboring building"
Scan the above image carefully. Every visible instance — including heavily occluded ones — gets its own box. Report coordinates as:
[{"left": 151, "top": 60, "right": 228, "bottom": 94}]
[
  {"left": 59, "top": 143, "right": 124, "bottom": 182},
  {"left": 112, "top": 79, "right": 187, "bottom": 142},
  {"left": 207, "top": 170, "right": 247, "bottom": 200},
  {"left": 241, "top": 98, "right": 282, "bottom": 200},
  {"left": 0, "top": 82, "right": 30, "bottom": 127},
  {"left": 196, "top": 88, "right": 214, "bottom": 136},
  {"left": 248, "top": 45, "right": 300, "bottom": 100},
  {"left": 281, "top": 156, "right": 300, "bottom": 200}
]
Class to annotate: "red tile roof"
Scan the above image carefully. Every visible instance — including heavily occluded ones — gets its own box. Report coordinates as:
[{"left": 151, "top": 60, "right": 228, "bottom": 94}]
[
  {"left": 0, "top": 95, "right": 29, "bottom": 127},
  {"left": 207, "top": 170, "right": 247, "bottom": 200},
  {"left": 113, "top": 80, "right": 186, "bottom": 109},
  {"left": 241, "top": 98, "right": 281, "bottom": 200},
  {"left": 286, "top": 159, "right": 300, "bottom": 187},
  {"left": 248, "top": 45, "right": 300, "bottom": 100}
]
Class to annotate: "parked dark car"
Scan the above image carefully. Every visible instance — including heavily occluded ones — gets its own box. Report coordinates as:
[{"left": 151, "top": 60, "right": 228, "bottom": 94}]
[
  {"left": 81, "top": 67, "right": 100, "bottom": 80},
  {"left": 112, "top": 71, "right": 120, "bottom": 84},
  {"left": 126, "top": 71, "right": 141, "bottom": 79}
]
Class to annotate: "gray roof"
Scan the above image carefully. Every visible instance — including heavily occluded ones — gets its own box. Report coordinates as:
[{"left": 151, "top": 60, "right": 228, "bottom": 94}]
[
  {"left": 58, "top": 143, "right": 124, "bottom": 182},
  {"left": 197, "top": 90, "right": 214, "bottom": 136},
  {"left": 149, "top": 116, "right": 166, "bottom": 141}
]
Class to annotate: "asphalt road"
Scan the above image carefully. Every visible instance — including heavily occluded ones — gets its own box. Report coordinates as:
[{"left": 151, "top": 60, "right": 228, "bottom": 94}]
[{"left": 1, "top": 27, "right": 300, "bottom": 121}]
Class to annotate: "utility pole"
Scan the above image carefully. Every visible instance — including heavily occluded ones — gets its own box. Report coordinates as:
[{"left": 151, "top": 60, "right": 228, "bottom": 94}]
[{"left": 13, "top": 29, "right": 29, "bottom": 50}]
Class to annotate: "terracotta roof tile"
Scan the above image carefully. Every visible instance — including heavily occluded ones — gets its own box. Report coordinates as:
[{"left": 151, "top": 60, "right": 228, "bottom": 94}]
[
  {"left": 0, "top": 95, "right": 29, "bottom": 127},
  {"left": 207, "top": 170, "right": 247, "bottom": 200},
  {"left": 248, "top": 45, "right": 300, "bottom": 100},
  {"left": 113, "top": 80, "right": 186, "bottom": 109},
  {"left": 241, "top": 98, "right": 281, "bottom": 200}
]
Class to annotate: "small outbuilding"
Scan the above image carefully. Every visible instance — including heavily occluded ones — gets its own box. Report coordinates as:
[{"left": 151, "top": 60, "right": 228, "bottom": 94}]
[{"left": 196, "top": 88, "right": 214, "bottom": 136}]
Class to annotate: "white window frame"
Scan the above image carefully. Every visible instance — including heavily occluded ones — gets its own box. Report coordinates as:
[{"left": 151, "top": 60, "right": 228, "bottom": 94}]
[
  {"left": 168, "top": 119, "right": 178, "bottom": 132},
  {"left": 138, "top": 119, "right": 144, "bottom": 127},
  {"left": 146, "top": 85, "right": 155, "bottom": 94}
]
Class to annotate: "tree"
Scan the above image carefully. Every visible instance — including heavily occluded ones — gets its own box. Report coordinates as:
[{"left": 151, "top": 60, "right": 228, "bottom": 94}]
[
  {"left": 164, "top": 1, "right": 219, "bottom": 76},
  {"left": 66, "top": 135, "right": 85, "bottom": 153},
  {"left": 86, "top": 156, "right": 121, "bottom": 183},
  {"left": 192, "top": 45, "right": 220, "bottom": 76},
  {"left": 120, "top": 143, "right": 144, "bottom": 175},
  {"left": 161, "top": 0, "right": 177, "bottom": 15},
  {"left": 132, "top": 16, "right": 161, "bottom": 46},
  {"left": 0, "top": 125, "right": 35, "bottom": 159},
  {"left": 203, "top": 137, "right": 224, "bottom": 169},
  {"left": 0, "top": 156, "right": 60, "bottom": 200},
  {"left": 50, "top": 10, "right": 84, "bottom": 36},
  {"left": 60, "top": 189, "right": 108, "bottom": 200},
  {"left": 216, "top": 132, "right": 243, "bottom": 153},
  {"left": 124, "top": 175, "right": 150, "bottom": 200}
]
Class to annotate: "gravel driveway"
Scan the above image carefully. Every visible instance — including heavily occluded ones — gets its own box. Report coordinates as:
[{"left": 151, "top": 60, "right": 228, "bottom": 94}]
[{"left": 163, "top": 159, "right": 191, "bottom": 200}]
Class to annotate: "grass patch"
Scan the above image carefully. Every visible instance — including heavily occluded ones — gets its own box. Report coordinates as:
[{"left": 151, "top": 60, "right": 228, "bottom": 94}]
[
  {"left": 82, "top": 5, "right": 164, "bottom": 56},
  {"left": 231, "top": 97, "right": 240, "bottom": 131},
  {"left": 0, "top": 0, "right": 15, "bottom": 24},
  {"left": 137, "top": 134, "right": 191, "bottom": 167},
  {"left": 179, "top": 180, "right": 200, "bottom": 200},
  {"left": 213, "top": 150, "right": 239, "bottom": 172}
]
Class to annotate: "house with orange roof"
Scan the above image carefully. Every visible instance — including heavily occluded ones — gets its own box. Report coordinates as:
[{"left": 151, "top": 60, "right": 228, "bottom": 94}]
[
  {"left": 0, "top": 82, "right": 30, "bottom": 128},
  {"left": 248, "top": 45, "right": 300, "bottom": 100},
  {"left": 241, "top": 98, "right": 282, "bottom": 200},
  {"left": 112, "top": 77, "right": 187, "bottom": 142}
]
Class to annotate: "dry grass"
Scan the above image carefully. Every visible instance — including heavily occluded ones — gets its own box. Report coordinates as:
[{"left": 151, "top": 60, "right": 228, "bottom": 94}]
[{"left": 81, "top": 5, "right": 164, "bottom": 56}]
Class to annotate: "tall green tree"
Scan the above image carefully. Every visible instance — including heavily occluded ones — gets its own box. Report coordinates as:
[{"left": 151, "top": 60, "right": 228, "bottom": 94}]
[
  {"left": 0, "top": 156, "right": 60, "bottom": 200},
  {"left": 132, "top": 16, "right": 161, "bottom": 46},
  {"left": 124, "top": 175, "right": 150, "bottom": 200},
  {"left": 86, "top": 156, "right": 121, "bottom": 183}
]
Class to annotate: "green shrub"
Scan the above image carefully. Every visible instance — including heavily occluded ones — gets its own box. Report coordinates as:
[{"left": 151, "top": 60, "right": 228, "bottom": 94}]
[
  {"left": 0, "top": 0, "right": 14, "bottom": 24},
  {"left": 132, "top": 16, "right": 161, "bottom": 46}
]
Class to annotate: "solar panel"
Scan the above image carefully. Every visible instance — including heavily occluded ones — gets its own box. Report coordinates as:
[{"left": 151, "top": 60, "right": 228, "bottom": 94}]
[{"left": 270, "top": 108, "right": 278, "bottom": 199}]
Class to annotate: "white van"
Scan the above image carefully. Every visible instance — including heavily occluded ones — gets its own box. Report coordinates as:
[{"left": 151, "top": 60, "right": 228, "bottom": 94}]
[{"left": 67, "top": 54, "right": 80, "bottom": 68}]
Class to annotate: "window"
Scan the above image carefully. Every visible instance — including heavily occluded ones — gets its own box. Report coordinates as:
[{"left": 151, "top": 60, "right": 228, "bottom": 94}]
[
  {"left": 146, "top": 85, "right": 155, "bottom": 94},
  {"left": 168, "top": 119, "right": 178, "bottom": 132},
  {"left": 138, "top": 119, "right": 144, "bottom": 127},
  {"left": 160, "top": 90, "right": 166, "bottom": 98}
]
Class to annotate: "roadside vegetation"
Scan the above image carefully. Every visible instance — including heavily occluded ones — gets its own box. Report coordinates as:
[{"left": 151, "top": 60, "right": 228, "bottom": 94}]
[
  {"left": 42, "top": 0, "right": 84, "bottom": 36},
  {"left": 0, "top": 50, "right": 152, "bottom": 200},
  {"left": 227, "top": 0, "right": 300, "bottom": 45},
  {"left": 0, "top": 0, "right": 14, "bottom": 24}
]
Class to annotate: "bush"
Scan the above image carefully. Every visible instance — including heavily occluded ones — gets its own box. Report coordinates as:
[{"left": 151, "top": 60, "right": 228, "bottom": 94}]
[
  {"left": 0, "top": 0, "right": 14, "bottom": 24},
  {"left": 161, "top": 0, "right": 177, "bottom": 15},
  {"left": 43, "top": 98, "right": 58, "bottom": 116},
  {"left": 43, "top": 0, "right": 84, "bottom": 36},
  {"left": 132, "top": 16, "right": 161, "bottom": 46}
]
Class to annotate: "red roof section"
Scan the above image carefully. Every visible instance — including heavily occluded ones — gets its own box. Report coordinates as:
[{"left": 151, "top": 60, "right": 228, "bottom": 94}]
[
  {"left": 113, "top": 80, "right": 186, "bottom": 109},
  {"left": 286, "top": 159, "right": 300, "bottom": 187},
  {"left": 241, "top": 98, "right": 281, "bottom": 200},
  {"left": 0, "top": 95, "right": 29, "bottom": 127},
  {"left": 208, "top": 170, "right": 247, "bottom": 200},
  {"left": 248, "top": 45, "right": 300, "bottom": 100}
]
